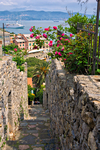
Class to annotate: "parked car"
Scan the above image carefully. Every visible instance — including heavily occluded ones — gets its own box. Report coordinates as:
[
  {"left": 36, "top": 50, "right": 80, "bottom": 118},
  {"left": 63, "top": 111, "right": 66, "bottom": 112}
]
[{"left": 34, "top": 101, "right": 40, "bottom": 104}]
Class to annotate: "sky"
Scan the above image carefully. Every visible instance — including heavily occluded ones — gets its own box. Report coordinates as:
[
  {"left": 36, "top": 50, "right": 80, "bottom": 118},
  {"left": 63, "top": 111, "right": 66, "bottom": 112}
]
[{"left": 0, "top": 0, "right": 98, "bottom": 15}]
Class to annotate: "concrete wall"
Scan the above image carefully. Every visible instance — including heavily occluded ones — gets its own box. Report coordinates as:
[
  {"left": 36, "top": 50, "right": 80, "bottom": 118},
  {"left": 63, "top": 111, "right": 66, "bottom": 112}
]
[
  {"left": 0, "top": 56, "right": 28, "bottom": 149},
  {"left": 43, "top": 59, "right": 100, "bottom": 150}
]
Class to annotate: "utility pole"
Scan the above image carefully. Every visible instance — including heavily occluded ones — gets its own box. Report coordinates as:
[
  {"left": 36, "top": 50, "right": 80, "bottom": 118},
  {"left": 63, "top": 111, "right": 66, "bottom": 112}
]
[{"left": 3, "top": 23, "right": 5, "bottom": 55}]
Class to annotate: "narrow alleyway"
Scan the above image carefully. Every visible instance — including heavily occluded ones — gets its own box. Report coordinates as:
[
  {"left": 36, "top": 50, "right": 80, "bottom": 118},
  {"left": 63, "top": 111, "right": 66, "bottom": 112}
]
[{"left": 6, "top": 105, "right": 60, "bottom": 150}]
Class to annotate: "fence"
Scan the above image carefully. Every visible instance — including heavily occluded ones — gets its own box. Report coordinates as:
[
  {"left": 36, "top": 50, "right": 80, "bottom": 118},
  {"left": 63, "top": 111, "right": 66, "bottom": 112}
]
[{"left": 77, "top": 22, "right": 100, "bottom": 74}]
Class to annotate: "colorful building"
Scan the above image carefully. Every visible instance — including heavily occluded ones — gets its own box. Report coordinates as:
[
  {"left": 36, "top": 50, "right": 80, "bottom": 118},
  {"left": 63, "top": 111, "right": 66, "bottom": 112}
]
[
  {"left": 0, "top": 30, "right": 10, "bottom": 46},
  {"left": 23, "top": 34, "right": 35, "bottom": 50},
  {"left": 14, "top": 34, "right": 28, "bottom": 49},
  {"left": 10, "top": 34, "right": 15, "bottom": 44}
]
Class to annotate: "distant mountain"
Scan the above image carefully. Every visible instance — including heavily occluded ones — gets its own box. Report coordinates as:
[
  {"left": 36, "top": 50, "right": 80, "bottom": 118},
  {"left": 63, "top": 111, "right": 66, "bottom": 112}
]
[{"left": 0, "top": 10, "right": 92, "bottom": 21}]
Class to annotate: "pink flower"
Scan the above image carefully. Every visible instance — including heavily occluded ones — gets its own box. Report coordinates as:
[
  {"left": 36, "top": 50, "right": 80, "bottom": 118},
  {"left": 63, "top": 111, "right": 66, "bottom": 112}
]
[
  {"left": 88, "top": 33, "right": 90, "bottom": 35},
  {"left": 53, "top": 26, "right": 57, "bottom": 30},
  {"left": 33, "top": 46, "right": 38, "bottom": 49},
  {"left": 29, "top": 28, "right": 32, "bottom": 32},
  {"left": 55, "top": 51, "right": 58, "bottom": 55},
  {"left": 44, "top": 27, "right": 50, "bottom": 31},
  {"left": 31, "top": 26, "right": 33, "bottom": 29},
  {"left": 60, "top": 37, "right": 62, "bottom": 40},
  {"left": 30, "top": 34, "right": 34, "bottom": 38},
  {"left": 68, "top": 40, "right": 70, "bottom": 43},
  {"left": 49, "top": 41, "right": 53, "bottom": 47},
  {"left": 36, "top": 36, "right": 40, "bottom": 39},
  {"left": 57, "top": 44, "right": 60, "bottom": 47},
  {"left": 57, "top": 40, "right": 60, "bottom": 43},
  {"left": 61, "top": 47, "right": 64, "bottom": 51},
  {"left": 14, "top": 48, "right": 17, "bottom": 52},
  {"left": 58, "top": 52, "right": 62, "bottom": 56},
  {"left": 65, "top": 39, "right": 69, "bottom": 41},
  {"left": 67, "top": 52, "right": 73, "bottom": 55},
  {"left": 50, "top": 41, "right": 53, "bottom": 43},
  {"left": 62, "top": 33, "right": 65, "bottom": 36},
  {"left": 43, "top": 33, "right": 47, "bottom": 38},
  {"left": 70, "top": 34, "right": 73, "bottom": 37},
  {"left": 64, "top": 58, "right": 66, "bottom": 61}
]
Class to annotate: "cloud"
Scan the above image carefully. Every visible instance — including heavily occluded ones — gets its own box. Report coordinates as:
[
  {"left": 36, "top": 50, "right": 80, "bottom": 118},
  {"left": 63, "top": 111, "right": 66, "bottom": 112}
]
[
  {"left": 0, "top": 0, "right": 97, "bottom": 14},
  {"left": 0, "top": 0, "right": 17, "bottom": 5}
]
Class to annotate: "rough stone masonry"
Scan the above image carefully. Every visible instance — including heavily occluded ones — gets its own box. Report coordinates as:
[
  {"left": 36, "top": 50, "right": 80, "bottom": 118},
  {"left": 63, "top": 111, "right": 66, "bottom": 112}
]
[
  {"left": 43, "top": 59, "right": 100, "bottom": 150},
  {"left": 0, "top": 56, "right": 28, "bottom": 149}
]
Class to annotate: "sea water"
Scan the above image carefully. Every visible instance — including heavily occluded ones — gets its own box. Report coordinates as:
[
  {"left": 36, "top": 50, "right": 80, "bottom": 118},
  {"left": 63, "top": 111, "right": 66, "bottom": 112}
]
[{"left": 0, "top": 20, "right": 66, "bottom": 34}]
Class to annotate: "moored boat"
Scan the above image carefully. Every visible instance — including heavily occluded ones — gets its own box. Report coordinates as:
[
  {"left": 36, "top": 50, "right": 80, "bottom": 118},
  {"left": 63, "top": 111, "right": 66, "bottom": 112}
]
[{"left": 5, "top": 21, "right": 24, "bottom": 29}]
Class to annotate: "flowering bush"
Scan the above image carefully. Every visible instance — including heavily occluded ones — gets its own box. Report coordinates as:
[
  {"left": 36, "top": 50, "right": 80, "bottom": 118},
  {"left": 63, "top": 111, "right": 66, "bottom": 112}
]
[
  {"left": 3, "top": 43, "right": 27, "bottom": 72},
  {"left": 29, "top": 25, "right": 90, "bottom": 74},
  {"left": 11, "top": 48, "right": 27, "bottom": 71}
]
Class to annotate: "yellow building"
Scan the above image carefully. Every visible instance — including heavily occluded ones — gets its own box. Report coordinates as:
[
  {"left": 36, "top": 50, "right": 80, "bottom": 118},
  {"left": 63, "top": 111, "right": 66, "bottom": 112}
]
[{"left": 23, "top": 34, "right": 50, "bottom": 52}]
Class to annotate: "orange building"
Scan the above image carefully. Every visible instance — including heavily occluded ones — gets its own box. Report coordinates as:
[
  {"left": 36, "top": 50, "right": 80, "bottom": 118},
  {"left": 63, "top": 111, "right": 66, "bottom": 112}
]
[
  {"left": 27, "top": 78, "right": 33, "bottom": 87},
  {"left": 10, "top": 34, "right": 15, "bottom": 44}
]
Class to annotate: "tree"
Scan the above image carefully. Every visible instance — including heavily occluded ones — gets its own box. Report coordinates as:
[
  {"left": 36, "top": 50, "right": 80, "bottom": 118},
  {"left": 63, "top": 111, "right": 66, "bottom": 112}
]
[
  {"left": 28, "top": 85, "right": 35, "bottom": 104},
  {"left": 32, "top": 61, "right": 49, "bottom": 88},
  {"left": 65, "top": 13, "right": 88, "bottom": 34},
  {"left": 26, "top": 57, "right": 49, "bottom": 78}
]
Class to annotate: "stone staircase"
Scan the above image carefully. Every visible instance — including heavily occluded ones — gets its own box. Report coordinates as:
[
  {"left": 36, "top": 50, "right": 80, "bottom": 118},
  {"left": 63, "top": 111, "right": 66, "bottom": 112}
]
[{"left": 5, "top": 105, "right": 61, "bottom": 150}]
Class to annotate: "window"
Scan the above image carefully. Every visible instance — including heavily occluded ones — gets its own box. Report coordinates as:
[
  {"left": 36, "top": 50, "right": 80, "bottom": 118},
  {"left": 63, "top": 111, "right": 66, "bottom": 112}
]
[
  {"left": 46, "top": 42, "right": 48, "bottom": 44},
  {"left": 20, "top": 45, "right": 21, "bottom": 46},
  {"left": 23, "top": 44, "right": 24, "bottom": 46},
  {"left": 33, "top": 43, "right": 34, "bottom": 45},
  {"left": 29, "top": 43, "right": 31, "bottom": 46},
  {"left": 47, "top": 49, "right": 48, "bottom": 51}
]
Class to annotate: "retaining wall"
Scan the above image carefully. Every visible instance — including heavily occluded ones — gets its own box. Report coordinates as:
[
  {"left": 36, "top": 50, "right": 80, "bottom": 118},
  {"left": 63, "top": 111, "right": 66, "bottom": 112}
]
[
  {"left": 0, "top": 56, "right": 28, "bottom": 149},
  {"left": 43, "top": 59, "right": 100, "bottom": 150}
]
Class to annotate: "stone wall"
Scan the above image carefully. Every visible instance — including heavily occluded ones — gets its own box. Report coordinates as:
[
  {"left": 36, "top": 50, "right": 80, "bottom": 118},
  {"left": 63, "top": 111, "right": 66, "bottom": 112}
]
[
  {"left": 0, "top": 56, "right": 28, "bottom": 149},
  {"left": 43, "top": 59, "right": 100, "bottom": 150}
]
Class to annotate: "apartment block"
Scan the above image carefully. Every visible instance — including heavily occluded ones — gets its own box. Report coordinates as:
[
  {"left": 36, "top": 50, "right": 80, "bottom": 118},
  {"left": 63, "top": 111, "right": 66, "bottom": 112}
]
[
  {"left": 23, "top": 34, "right": 50, "bottom": 53},
  {"left": 23, "top": 34, "right": 35, "bottom": 50},
  {"left": 14, "top": 34, "right": 28, "bottom": 49},
  {"left": 0, "top": 30, "right": 10, "bottom": 46}
]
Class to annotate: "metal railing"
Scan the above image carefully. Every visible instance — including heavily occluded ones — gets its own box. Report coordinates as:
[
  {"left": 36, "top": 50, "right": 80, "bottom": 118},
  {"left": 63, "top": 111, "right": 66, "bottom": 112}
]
[{"left": 77, "top": 0, "right": 100, "bottom": 74}]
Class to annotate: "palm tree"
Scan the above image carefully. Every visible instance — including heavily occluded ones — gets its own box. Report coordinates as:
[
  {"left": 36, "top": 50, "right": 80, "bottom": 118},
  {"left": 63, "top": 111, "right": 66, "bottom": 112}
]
[{"left": 32, "top": 61, "right": 49, "bottom": 88}]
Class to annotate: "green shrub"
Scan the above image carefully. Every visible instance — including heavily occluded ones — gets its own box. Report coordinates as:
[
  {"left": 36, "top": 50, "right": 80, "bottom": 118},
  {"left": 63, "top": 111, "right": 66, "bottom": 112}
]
[
  {"left": 36, "top": 89, "right": 43, "bottom": 104},
  {"left": 65, "top": 13, "right": 88, "bottom": 34}
]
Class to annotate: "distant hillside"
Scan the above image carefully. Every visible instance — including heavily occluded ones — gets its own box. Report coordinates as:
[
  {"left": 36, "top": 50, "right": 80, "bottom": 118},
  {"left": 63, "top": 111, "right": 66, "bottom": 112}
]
[{"left": 0, "top": 10, "right": 91, "bottom": 21}]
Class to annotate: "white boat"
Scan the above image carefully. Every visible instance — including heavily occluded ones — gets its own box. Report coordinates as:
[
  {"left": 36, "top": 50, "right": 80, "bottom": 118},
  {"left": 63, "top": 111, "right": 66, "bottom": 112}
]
[
  {"left": 53, "top": 20, "right": 59, "bottom": 22},
  {"left": 5, "top": 21, "right": 24, "bottom": 29}
]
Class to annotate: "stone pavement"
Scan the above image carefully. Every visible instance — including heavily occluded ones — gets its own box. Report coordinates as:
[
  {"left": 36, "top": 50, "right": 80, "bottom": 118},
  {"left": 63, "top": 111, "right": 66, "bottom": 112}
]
[{"left": 6, "top": 105, "right": 61, "bottom": 150}]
